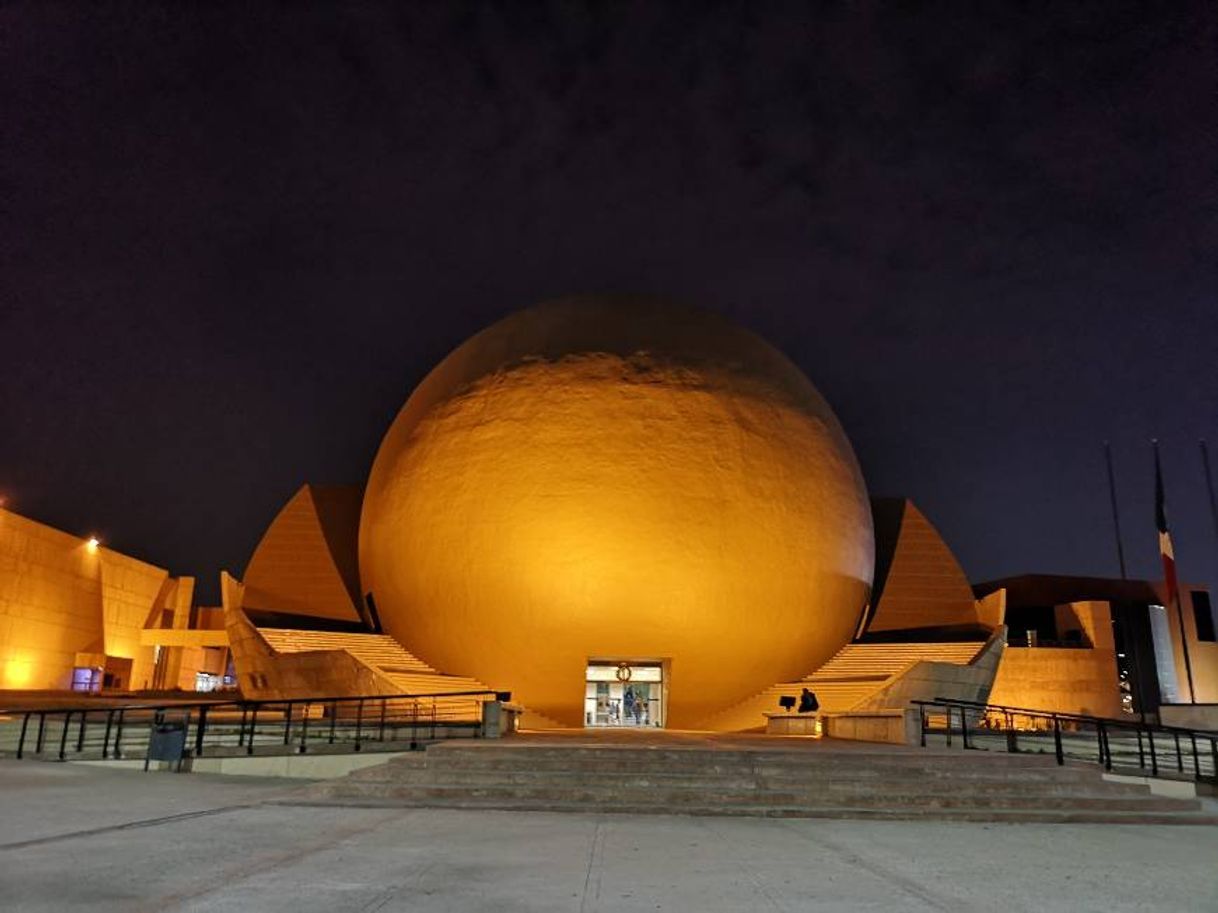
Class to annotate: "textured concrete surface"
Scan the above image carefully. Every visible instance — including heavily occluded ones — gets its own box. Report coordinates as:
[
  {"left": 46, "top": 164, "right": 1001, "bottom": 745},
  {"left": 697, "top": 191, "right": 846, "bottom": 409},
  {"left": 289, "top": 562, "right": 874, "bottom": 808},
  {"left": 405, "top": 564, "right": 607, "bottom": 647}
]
[
  {"left": 359, "top": 298, "right": 875, "bottom": 728},
  {"left": 0, "top": 506, "right": 194, "bottom": 692},
  {"left": 2, "top": 760, "right": 1216, "bottom": 912}
]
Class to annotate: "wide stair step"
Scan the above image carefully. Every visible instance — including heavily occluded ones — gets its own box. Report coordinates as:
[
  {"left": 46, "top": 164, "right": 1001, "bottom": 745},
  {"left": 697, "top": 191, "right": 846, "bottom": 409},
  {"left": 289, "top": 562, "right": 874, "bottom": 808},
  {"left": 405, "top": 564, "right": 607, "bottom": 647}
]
[
  {"left": 808, "top": 642, "right": 983, "bottom": 681},
  {"left": 259, "top": 630, "right": 441, "bottom": 674},
  {"left": 697, "top": 641, "right": 987, "bottom": 731},
  {"left": 313, "top": 782, "right": 1198, "bottom": 813},
  {"left": 300, "top": 741, "right": 1217, "bottom": 824},
  {"left": 259, "top": 629, "right": 494, "bottom": 703}
]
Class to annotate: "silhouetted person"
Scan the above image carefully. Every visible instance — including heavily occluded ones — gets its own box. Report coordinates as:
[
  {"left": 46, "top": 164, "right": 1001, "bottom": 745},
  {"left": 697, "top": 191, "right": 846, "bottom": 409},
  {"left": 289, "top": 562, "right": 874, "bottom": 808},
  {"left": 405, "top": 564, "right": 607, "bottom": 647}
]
[{"left": 798, "top": 688, "right": 819, "bottom": 714}]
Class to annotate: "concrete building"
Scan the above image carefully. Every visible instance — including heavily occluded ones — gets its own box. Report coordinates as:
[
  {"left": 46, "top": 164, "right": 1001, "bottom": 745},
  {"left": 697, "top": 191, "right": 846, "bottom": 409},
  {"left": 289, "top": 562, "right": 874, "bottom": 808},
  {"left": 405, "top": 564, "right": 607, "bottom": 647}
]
[
  {"left": 976, "top": 575, "right": 1218, "bottom": 722},
  {"left": 0, "top": 506, "right": 230, "bottom": 695},
  {"left": 3, "top": 297, "right": 1216, "bottom": 732}
]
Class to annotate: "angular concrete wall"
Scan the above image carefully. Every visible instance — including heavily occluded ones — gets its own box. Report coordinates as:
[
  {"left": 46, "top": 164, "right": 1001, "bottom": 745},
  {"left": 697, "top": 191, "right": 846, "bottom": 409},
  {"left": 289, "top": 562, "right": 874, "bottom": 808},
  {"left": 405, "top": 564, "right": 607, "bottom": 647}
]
[
  {"left": 851, "top": 628, "right": 1006, "bottom": 712},
  {"left": 0, "top": 509, "right": 105, "bottom": 689},
  {"left": 98, "top": 549, "right": 170, "bottom": 690},
  {"left": 0, "top": 507, "right": 192, "bottom": 692},
  {"left": 243, "top": 485, "right": 364, "bottom": 624},
  {"left": 866, "top": 500, "right": 982, "bottom": 634},
  {"left": 222, "top": 571, "right": 395, "bottom": 700},
  {"left": 1166, "top": 588, "right": 1218, "bottom": 705},
  {"left": 988, "top": 602, "right": 1123, "bottom": 717}
]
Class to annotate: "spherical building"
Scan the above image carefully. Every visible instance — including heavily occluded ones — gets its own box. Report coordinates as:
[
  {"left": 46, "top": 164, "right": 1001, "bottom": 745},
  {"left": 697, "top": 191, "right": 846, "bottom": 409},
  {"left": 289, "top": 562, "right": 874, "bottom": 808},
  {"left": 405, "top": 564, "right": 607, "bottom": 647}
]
[{"left": 359, "top": 297, "right": 874, "bottom": 727}]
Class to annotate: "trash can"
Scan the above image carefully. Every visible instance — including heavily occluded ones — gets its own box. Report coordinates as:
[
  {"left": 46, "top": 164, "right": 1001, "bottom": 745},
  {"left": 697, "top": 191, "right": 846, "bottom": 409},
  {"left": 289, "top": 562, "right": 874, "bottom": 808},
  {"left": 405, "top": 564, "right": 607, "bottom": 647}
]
[{"left": 145, "top": 713, "right": 189, "bottom": 771}]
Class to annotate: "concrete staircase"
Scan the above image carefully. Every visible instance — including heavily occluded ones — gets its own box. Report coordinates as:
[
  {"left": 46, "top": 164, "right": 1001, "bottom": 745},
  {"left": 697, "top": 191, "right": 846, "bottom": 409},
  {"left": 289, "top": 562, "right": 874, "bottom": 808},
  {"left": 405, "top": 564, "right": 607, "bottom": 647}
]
[
  {"left": 697, "top": 642, "right": 987, "bottom": 731},
  {"left": 258, "top": 629, "right": 492, "bottom": 696},
  {"left": 303, "top": 739, "right": 1218, "bottom": 823},
  {"left": 816, "top": 642, "right": 983, "bottom": 677}
]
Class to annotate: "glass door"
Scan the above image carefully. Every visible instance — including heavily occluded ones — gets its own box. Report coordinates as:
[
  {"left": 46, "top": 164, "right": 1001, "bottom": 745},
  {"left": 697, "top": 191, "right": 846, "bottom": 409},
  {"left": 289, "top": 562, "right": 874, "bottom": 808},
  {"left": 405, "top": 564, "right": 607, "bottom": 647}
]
[{"left": 584, "top": 662, "right": 664, "bottom": 727}]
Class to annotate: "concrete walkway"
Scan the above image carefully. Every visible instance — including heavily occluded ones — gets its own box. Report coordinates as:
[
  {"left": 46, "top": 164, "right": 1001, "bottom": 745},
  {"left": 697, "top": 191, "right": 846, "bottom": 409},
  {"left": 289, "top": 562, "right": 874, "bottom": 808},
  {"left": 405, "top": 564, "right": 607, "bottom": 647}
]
[{"left": 1, "top": 760, "right": 1215, "bottom": 912}]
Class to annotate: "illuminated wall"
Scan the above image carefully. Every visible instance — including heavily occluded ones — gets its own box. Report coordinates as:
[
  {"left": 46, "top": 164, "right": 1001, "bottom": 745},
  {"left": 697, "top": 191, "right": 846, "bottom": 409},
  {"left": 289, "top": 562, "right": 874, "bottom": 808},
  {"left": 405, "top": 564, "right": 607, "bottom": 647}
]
[
  {"left": 987, "top": 600, "right": 1123, "bottom": 718},
  {"left": 866, "top": 500, "right": 983, "bottom": 634},
  {"left": 0, "top": 509, "right": 103, "bottom": 689},
  {"left": 1164, "top": 588, "right": 1218, "bottom": 705},
  {"left": 0, "top": 506, "right": 189, "bottom": 692},
  {"left": 98, "top": 549, "right": 173, "bottom": 689},
  {"left": 979, "top": 577, "right": 1218, "bottom": 718},
  {"left": 243, "top": 485, "right": 364, "bottom": 624},
  {"left": 360, "top": 298, "right": 875, "bottom": 727},
  {"left": 222, "top": 571, "right": 395, "bottom": 699}
]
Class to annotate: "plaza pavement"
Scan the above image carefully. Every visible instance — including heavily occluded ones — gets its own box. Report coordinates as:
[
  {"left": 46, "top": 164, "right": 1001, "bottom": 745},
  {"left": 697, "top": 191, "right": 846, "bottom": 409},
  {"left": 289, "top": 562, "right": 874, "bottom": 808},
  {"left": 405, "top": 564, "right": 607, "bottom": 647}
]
[{"left": 1, "top": 760, "right": 1215, "bottom": 912}]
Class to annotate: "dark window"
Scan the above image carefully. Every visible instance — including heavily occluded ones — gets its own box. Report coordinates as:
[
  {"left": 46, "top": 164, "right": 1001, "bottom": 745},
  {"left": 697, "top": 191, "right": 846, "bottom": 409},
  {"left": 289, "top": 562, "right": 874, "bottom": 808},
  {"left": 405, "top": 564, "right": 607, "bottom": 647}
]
[
  {"left": 1004, "top": 606, "right": 1056, "bottom": 645},
  {"left": 1192, "top": 591, "right": 1216, "bottom": 642}
]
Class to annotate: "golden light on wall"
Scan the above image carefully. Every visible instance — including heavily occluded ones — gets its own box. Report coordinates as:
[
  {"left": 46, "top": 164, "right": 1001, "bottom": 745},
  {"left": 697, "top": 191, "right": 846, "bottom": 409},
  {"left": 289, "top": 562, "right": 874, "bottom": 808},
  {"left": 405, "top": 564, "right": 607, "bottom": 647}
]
[
  {"left": 4, "top": 654, "right": 34, "bottom": 689},
  {"left": 86, "top": 536, "right": 100, "bottom": 552},
  {"left": 360, "top": 298, "right": 874, "bottom": 727}
]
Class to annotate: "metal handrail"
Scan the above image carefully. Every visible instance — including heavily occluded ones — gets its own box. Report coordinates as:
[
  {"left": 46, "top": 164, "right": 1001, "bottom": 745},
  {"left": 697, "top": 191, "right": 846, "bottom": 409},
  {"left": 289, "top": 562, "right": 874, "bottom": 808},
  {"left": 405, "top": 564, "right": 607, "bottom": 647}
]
[
  {"left": 0, "top": 689, "right": 502, "bottom": 717},
  {"left": 912, "top": 697, "right": 1218, "bottom": 783},
  {"left": 0, "top": 689, "right": 510, "bottom": 762},
  {"left": 919, "top": 696, "right": 1218, "bottom": 736}
]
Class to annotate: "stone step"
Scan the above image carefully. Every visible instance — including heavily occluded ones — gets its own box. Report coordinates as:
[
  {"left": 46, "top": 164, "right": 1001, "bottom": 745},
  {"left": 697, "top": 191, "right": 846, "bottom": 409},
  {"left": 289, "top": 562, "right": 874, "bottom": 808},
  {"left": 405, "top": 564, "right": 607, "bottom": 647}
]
[
  {"left": 418, "top": 743, "right": 1063, "bottom": 761},
  {"left": 387, "top": 751, "right": 1107, "bottom": 775},
  {"left": 349, "top": 767, "right": 1114, "bottom": 793},
  {"left": 284, "top": 795, "right": 1218, "bottom": 825},
  {"left": 345, "top": 768, "right": 1151, "bottom": 796},
  {"left": 311, "top": 782, "right": 1200, "bottom": 814},
  {"left": 314, "top": 739, "right": 1210, "bottom": 823},
  {"left": 402, "top": 750, "right": 1071, "bottom": 773},
  {"left": 408, "top": 763, "right": 1087, "bottom": 783},
  {"left": 394, "top": 767, "right": 1096, "bottom": 785}
]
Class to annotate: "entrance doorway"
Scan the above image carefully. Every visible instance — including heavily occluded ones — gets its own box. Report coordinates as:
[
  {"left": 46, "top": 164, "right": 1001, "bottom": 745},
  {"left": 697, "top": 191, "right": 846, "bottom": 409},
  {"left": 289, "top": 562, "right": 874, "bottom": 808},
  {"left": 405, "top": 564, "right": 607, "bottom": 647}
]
[{"left": 584, "top": 661, "right": 665, "bottom": 728}]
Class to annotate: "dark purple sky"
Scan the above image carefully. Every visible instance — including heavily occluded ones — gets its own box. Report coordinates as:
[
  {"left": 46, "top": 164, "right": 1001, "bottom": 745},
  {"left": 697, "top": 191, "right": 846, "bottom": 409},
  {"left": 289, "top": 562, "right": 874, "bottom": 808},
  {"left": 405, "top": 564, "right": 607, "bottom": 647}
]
[{"left": 3, "top": 4, "right": 1216, "bottom": 602}]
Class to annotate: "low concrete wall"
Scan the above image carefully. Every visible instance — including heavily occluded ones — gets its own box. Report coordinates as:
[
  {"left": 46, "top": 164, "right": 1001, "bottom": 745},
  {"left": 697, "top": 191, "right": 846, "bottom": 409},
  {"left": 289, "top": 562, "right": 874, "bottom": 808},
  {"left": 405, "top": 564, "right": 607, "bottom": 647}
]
[
  {"left": 72, "top": 751, "right": 409, "bottom": 778},
  {"left": 482, "top": 701, "right": 523, "bottom": 737},
  {"left": 1101, "top": 772, "right": 1200, "bottom": 798},
  {"left": 851, "top": 629, "right": 1006, "bottom": 714},
  {"left": 765, "top": 712, "right": 819, "bottom": 736},
  {"left": 1159, "top": 703, "right": 1218, "bottom": 732},
  {"left": 988, "top": 646, "right": 1123, "bottom": 719},
  {"left": 824, "top": 709, "right": 919, "bottom": 745},
  {"left": 222, "top": 575, "right": 399, "bottom": 701},
  {"left": 191, "top": 751, "right": 407, "bottom": 778}
]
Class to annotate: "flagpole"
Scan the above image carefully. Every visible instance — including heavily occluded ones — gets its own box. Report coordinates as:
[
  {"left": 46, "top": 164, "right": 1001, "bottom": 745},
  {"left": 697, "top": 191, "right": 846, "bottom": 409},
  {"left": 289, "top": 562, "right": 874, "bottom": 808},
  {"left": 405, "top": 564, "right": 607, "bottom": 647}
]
[
  {"left": 1104, "top": 441, "right": 1128, "bottom": 579},
  {"left": 1154, "top": 440, "right": 1196, "bottom": 704},
  {"left": 1105, "top": 443, "right": 1148, "bottom": 720},
  {"left": 1202, "top": 440, "right": 1218, "bottom": 554}
]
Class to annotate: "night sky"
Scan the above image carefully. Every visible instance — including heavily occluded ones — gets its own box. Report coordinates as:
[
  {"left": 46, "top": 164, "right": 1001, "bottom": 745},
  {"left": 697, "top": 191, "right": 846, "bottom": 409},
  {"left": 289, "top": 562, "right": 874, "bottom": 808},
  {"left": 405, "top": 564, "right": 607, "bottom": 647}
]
[{"left": 3, "top": 4, "right": 1216, "bottom": 603}]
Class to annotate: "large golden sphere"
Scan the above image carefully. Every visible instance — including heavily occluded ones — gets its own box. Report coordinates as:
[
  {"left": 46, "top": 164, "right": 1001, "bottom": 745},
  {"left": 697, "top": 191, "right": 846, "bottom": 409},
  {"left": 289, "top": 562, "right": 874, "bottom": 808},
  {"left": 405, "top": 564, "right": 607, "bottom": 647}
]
[{"left": 359, "top": 298, "right": 873, "bottom": 727}]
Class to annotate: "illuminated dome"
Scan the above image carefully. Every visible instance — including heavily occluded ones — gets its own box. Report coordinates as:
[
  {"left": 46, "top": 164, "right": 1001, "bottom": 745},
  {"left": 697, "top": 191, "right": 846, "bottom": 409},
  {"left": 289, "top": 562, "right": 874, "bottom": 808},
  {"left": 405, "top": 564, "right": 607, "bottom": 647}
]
[{"left": 359, "top": 297, "right": 874, "bottom": 727}]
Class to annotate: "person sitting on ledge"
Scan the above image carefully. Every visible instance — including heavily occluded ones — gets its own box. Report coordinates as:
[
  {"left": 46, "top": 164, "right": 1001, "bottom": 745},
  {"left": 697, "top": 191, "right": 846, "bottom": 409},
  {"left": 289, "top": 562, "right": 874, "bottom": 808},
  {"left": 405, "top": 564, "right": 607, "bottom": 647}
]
[{"left": 798, "top": 688, "right": 820, "bottom": 714}]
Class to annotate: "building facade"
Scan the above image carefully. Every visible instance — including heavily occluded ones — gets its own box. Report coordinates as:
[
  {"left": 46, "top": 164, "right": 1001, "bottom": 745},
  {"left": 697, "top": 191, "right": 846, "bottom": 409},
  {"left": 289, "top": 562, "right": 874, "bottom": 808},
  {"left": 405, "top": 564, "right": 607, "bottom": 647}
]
[
  {"left": 3, "top": 299, "right": 1216, "bottom": 731},
  {"left": 0, "top": 506, "right": 230, "bottom": 695}
]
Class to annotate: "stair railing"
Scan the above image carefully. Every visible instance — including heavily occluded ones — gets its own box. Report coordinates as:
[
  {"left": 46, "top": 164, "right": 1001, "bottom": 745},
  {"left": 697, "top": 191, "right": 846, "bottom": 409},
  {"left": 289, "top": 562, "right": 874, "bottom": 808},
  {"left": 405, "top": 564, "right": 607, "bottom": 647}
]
[
  {"left": 0, "top": 688, "right": 509, "bottom": 764},
  {"left": 913, "top": 697, "right": 1217, "bottom": 784}
]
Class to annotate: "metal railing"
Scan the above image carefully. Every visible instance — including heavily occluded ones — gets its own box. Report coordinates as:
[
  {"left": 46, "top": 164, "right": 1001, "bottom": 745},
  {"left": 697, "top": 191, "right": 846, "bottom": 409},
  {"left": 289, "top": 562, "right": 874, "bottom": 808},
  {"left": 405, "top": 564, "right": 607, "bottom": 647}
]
[
  {"left": 913, "top": 697, "right": 1218, "bottom": 783},
  {"left": 0, "top": 690, "right": 507, "bottom": 763}
]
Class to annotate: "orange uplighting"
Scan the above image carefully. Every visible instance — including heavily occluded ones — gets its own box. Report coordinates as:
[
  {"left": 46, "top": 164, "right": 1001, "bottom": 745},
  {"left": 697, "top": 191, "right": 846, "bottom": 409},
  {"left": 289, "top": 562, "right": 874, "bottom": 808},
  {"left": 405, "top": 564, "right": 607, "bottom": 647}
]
[
  {"left": 360, "top": 298, "right": 875, "bottom": 728},
  {"left": 3, "top": 655, "right": 34, "bottom": 688}
]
